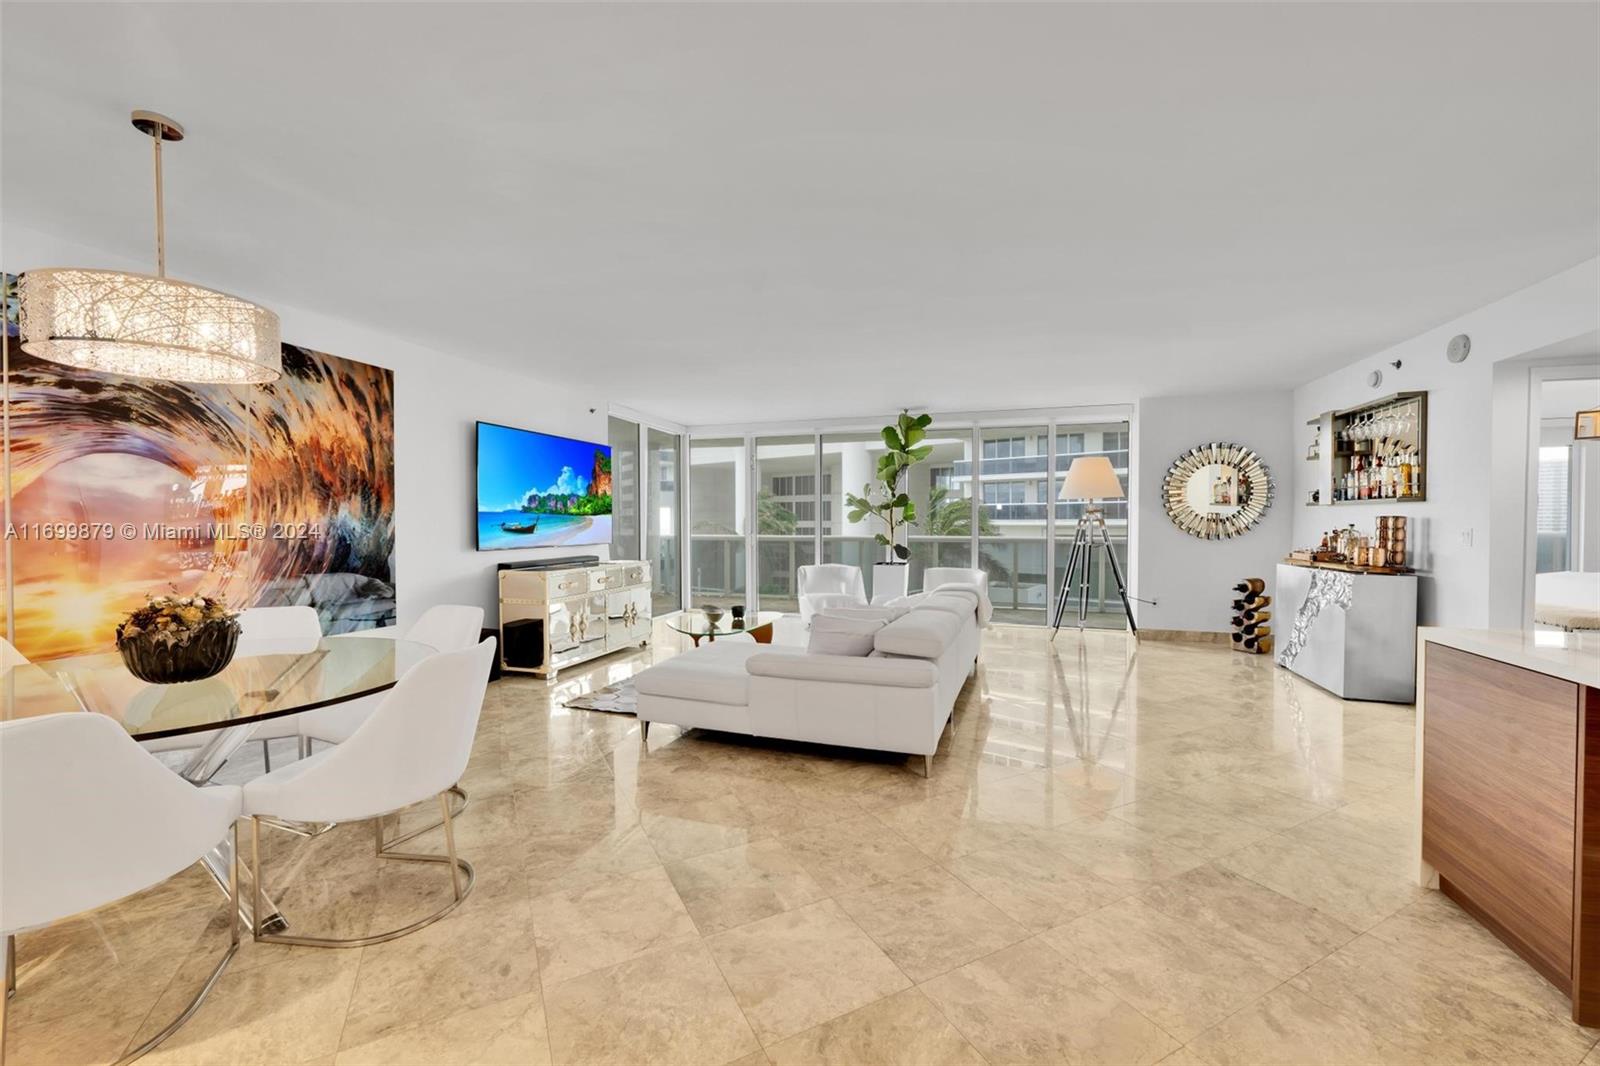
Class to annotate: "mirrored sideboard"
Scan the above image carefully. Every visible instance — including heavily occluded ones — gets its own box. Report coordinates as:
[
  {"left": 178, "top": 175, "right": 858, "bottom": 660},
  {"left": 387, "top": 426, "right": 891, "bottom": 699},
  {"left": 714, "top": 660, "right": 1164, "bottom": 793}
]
[
  {"left": 1274, "top": 561, "right": 1418, "bottom": 702},
  {"left": 497, "top": 560, "right": 652, "bottom": 679}
]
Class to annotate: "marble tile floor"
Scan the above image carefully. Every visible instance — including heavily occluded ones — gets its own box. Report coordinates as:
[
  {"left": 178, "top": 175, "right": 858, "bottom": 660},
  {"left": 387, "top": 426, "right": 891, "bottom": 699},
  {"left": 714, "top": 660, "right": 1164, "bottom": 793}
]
[{"left": 8, "top": 622, "right": 1597, "bottom": 1065}]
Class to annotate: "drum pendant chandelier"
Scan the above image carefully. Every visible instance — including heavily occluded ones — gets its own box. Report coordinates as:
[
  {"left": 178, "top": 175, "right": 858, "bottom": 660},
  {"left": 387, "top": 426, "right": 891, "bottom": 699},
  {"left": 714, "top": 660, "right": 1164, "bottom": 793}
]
[{"left": 18, "top": 110, "right": 281, "bottom": 384}]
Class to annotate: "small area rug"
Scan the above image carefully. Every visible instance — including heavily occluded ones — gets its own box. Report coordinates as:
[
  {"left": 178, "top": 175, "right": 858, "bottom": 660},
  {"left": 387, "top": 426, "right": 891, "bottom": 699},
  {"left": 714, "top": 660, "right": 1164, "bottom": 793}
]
[{"left": 564, "top": 679, "right": 638, "bottom": 716}]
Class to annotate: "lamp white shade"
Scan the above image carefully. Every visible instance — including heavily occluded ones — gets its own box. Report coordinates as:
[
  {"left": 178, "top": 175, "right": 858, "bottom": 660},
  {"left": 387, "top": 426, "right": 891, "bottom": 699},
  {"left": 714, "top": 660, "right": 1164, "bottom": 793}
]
[{"left": 1059, "top": 456, "right": 1125, "bottom": 501}]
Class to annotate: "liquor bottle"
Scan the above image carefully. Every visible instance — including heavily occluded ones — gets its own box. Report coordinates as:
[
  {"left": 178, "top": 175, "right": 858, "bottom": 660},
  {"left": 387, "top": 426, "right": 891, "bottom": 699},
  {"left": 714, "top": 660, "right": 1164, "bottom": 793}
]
[
  {"left": 1411, "top": 454, "right": 1423, "bottom": 497},
  {"left": 1232, "top": 578, "right": 1265, "bottom": 594},
  {"left": 1399, "top": 451, "right": 1413, "bottom": 498},
  {"left": 1242, "top": 631, "right": 1271, "bottom": 652}
]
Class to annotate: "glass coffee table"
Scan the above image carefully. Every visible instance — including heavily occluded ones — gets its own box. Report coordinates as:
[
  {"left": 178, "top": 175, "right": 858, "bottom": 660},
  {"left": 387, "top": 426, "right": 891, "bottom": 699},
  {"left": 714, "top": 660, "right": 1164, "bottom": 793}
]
[{"left": 669, "top": 610, "right": 785, "bottom": 647}]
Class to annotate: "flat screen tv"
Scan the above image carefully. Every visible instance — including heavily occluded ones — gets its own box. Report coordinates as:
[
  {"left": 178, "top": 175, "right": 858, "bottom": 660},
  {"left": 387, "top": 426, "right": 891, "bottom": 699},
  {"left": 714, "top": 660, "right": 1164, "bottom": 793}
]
[{"left": 476, "top": 421, "right": 612, "bottom": 551}]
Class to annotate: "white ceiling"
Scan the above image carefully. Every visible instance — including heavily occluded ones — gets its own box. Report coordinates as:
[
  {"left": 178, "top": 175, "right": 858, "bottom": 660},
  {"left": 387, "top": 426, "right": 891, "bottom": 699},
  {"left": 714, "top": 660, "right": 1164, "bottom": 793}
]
[{"left": 4, "top": 2, "right": 1596, "bottom": 425}]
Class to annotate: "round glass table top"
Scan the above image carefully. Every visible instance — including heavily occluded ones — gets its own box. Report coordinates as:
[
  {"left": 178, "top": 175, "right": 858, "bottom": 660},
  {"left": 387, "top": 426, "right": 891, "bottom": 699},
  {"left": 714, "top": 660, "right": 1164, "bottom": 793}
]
[
  {"left": 0, "top": 636, "right": 435, "bottom": 740},
  {"left": 667, "top": 610, "right": 784, "bottom": 639}
]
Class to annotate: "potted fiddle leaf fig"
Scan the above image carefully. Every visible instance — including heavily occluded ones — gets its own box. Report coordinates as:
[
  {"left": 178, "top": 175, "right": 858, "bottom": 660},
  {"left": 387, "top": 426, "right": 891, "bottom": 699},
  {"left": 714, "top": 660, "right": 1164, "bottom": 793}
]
[{"left": 845, "top": 409, "right": 934, "bottom": 601}]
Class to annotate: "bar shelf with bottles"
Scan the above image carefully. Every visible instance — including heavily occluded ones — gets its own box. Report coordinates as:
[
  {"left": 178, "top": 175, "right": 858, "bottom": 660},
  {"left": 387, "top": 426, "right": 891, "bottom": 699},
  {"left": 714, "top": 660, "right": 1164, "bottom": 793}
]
[{"left": 1303, "top": 390, "right": 1427, "bottom": 506}]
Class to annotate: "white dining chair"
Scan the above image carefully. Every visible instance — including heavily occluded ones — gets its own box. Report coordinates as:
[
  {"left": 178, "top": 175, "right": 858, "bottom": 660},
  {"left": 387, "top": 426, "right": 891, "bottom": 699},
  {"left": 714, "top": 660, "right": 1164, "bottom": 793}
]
[
  {"left": 302, "top": 605, "right": 484, "bottom": 746},
  {"left": 241, "top": 637, "right": 495, "bottom": 947},
  {"left": 797, "top": 564, "right": 869, "bottom": 627},
  {"left": 136, "top": 605, "right": 326, "bottom": 767},
  {"left": 293, "top": 606, "right": 486, "bottom": 845},
  {"left": 0, "top": 713, "right": 242, "bottom": 1064},
  {"left": 238, "top": 606, "right": 323, "bottom": 771}
]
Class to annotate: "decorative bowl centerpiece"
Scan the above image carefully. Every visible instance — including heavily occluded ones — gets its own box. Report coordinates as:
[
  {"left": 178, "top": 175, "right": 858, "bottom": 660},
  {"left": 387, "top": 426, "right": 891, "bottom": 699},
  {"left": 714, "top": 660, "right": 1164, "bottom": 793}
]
[
  {"left": 115, "top": 593, "right": 242, "bottom": 684},
  {"left": 701, "top": 605, "right": 726, "bottom": 627}
]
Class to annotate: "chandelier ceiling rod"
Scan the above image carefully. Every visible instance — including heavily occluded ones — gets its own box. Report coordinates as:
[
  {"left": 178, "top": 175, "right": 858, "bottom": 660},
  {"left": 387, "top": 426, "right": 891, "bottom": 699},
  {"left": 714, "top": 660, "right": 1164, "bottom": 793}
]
[{"left": 130, "top": 110, "right": 184, "bottom": 278}]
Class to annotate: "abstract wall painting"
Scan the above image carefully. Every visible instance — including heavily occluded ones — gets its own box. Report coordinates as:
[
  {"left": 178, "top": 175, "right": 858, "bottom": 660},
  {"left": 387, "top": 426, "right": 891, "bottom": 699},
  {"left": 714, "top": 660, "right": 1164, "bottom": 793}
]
[{"left": 3, "top": 271, "right": 396, "bottom": 660}]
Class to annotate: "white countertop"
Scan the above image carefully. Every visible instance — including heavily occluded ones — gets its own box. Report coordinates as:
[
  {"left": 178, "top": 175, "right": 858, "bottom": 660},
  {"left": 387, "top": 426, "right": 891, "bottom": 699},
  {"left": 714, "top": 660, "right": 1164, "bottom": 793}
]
[{"left": 1418, "top": 626, "right": 1600, "bottom": 688}]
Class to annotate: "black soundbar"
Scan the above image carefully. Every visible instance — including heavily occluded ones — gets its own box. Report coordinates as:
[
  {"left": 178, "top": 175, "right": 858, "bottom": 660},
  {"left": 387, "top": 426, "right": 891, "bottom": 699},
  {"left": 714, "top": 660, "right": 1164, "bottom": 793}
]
[{"left": 496, "top": 555, "right": 601, "bottom": 572}]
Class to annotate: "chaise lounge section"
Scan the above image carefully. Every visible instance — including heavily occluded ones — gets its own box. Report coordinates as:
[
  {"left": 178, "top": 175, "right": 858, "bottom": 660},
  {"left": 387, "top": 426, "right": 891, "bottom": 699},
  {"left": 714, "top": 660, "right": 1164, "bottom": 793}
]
[{"left": 634, "top": 588, "right": 983, "bottom": 774}]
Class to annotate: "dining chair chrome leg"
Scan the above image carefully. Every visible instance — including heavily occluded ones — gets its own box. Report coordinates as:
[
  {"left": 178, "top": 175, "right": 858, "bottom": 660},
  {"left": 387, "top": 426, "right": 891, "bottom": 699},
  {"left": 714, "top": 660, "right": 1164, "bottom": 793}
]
[
  {"left": 260, "top": 739, "right": 273, "bottom": 774},
  {"left": 376, "top": 784, "right": 468, "bottom": 850},
  {"left": 250, "top": 816, "right": 264, "bottom": 939},
  {"left": 251, "top": 797, "right": 474, "bottom": 949},
  {"left": 440, "top": 793, "right": 463, "bottom": 902},
  {"left": 113, "top": 829, "right": 242, "bottom": 1065}
]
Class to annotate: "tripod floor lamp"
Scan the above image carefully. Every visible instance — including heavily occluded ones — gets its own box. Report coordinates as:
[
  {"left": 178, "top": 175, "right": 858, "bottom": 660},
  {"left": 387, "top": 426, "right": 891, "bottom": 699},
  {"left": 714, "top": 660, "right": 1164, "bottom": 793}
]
[{"left": 1051, "top": 455, "right": 1139, "bottom": 636}]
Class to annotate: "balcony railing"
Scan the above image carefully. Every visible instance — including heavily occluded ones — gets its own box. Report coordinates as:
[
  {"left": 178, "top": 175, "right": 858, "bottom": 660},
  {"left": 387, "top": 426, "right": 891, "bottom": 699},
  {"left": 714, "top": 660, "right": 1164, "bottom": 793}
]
[
  {"left": 950, "top": 455, "right": 1048, "bottom": 477},
  {"left": 688, "top": 532, "right": 1128, "bottom": 628},
  {"left": 947, "top": 455, "right": 1128, "bottom": 481},
  {"left": 688, "top": 534, "right": 745, "bottom": 606}
]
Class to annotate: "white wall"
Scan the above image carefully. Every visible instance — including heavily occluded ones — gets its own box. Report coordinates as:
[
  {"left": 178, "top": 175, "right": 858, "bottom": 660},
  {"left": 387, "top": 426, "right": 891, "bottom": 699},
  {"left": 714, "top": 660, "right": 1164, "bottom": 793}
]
[
  {"left": 1290, "top": 258, "right": 1599, "bottom": 628},
  {"left": 3, "top": 223, "right": 613, "bottom": 631},
  {"left": 1131, "top": 391, "right": 1295, "bottom": 634}
]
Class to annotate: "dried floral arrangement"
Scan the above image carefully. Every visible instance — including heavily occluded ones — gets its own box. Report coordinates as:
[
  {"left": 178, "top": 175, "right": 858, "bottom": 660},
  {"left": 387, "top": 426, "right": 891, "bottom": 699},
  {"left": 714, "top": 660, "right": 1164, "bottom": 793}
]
[{"left": 115, "top": 591, "right": 241, "bottom": 648}]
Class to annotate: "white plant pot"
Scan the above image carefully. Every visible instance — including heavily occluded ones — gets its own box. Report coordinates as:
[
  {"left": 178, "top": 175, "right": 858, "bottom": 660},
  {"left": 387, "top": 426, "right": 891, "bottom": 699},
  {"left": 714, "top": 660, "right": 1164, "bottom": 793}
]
[{"left": 871, "top": 563, "right": 909, "bottom": 605}]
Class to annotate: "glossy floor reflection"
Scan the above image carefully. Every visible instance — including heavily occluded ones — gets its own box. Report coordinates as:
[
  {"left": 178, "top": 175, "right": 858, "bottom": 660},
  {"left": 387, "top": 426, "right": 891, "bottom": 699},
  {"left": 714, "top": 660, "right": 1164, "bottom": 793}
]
[{"left": 9, "top": 623, "right": 1598, "bottom": 1065}]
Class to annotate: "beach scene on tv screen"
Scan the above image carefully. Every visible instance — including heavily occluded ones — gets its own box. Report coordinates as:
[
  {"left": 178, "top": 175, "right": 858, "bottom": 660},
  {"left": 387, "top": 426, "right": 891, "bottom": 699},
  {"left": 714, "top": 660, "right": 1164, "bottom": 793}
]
[{"left": 477, "top": 423, "right": 612, "bottom": 550}]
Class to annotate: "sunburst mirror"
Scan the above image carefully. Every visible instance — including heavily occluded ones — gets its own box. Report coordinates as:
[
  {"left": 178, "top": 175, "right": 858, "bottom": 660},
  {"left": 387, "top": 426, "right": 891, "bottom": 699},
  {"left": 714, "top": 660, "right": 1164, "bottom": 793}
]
[{"left": 1162, "top": 443, "right": 1274, "bottom": 539}]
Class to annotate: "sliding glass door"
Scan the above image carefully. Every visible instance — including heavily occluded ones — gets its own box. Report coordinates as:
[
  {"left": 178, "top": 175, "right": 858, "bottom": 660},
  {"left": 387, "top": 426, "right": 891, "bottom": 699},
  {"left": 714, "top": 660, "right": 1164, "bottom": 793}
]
[
  {"left": 1052, "top": 422, "right": 1130, "bottom": 628},
  {"left": 821, "top": 431, "right": 886, "bottom": 601},
  {"left": 688, "top": 437, "right": 746, "bottom": 609},
  {"left": 755, "top": 435, "right": 817, "bottom": 612},
  {"left": 645, "top": 428, "right": 682, "bottom": 614},
  {"left": 977, "top": 425, "right": 1050, "bottom": 623},
  {"left": 608, "top": 416, "right": 640, "bottom": 564},
  {"left": 906, "top": 428, "right": 974, "bottom": 592}
]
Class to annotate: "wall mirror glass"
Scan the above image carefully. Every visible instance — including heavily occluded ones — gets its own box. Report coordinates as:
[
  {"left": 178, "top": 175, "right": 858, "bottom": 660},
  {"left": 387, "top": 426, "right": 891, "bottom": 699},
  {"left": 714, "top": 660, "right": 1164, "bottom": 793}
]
[{"left": 1162, "top": 443, "right": 1273, "bottom": 539}]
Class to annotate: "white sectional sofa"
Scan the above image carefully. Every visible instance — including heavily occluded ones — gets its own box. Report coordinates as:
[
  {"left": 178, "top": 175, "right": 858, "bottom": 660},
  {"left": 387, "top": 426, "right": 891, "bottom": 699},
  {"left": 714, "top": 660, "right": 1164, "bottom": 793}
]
[{"left": 634, "top": 588, "right": 983, "bottom": 774}]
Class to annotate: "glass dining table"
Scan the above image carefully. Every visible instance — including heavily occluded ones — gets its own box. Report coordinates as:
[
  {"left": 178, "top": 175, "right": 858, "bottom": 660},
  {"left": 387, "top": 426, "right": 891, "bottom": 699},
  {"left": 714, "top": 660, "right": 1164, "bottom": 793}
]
[{"left": 1, "top": 635, "right": 435, "bottom": 930}]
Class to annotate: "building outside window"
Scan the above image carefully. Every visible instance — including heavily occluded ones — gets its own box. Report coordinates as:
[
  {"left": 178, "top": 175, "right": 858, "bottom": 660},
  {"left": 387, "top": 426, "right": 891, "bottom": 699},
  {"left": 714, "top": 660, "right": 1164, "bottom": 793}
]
[
  {"left": 1053, "top": 421, "right": 1131, "bottom": 628},
  {"left": 688, "top": 437, "right": 745, "bottom": 608},
  {"left": 756, "top": 435, "right": 816, "bottom": 611}
]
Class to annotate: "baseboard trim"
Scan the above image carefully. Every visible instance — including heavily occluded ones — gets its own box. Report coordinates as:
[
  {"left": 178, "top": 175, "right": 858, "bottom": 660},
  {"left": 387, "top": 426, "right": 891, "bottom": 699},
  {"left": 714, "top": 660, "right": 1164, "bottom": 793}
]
[{"left": 1138, "top": 629, "right": 1231, "bottom": 645}]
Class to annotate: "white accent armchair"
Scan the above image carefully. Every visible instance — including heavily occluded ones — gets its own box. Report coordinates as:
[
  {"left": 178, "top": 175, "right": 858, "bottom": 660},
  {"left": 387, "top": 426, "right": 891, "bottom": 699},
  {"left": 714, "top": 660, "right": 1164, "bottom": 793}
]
[
  {"left": 921, "top": 567, "right": 994, "bottom": 626},
  {"left": 797, "top": 564, "right": 869, "bottom": 627}
]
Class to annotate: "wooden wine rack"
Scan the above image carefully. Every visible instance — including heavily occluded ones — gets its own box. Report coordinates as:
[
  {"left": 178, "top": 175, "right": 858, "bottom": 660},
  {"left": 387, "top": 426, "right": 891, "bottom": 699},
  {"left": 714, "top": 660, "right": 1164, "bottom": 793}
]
[{"left": 1230, "top": 577, "right": 1273, "bottom": 655}]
